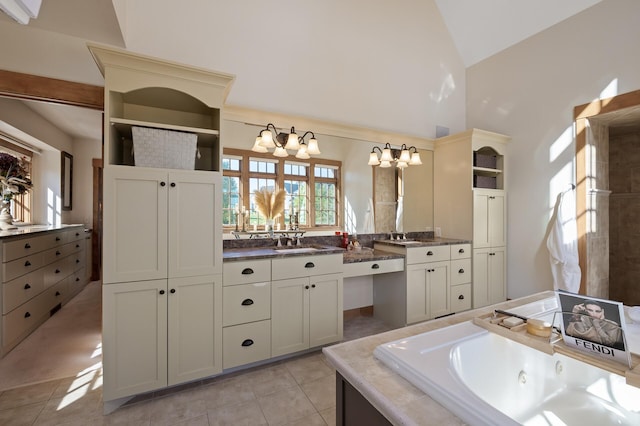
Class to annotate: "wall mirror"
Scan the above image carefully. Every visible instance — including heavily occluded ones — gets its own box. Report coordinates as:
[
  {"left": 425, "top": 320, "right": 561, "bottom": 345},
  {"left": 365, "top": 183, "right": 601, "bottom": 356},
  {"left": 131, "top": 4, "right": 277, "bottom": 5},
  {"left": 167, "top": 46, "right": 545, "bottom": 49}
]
[{"left": 61, "top": 151, "right": 73, "bottom": 211}]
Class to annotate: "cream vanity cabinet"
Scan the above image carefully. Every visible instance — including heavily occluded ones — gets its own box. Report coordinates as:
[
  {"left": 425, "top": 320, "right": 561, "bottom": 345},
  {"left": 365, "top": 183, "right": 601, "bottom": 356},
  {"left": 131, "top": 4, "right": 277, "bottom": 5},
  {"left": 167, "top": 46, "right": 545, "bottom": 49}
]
[
  {"left": 271, "top": 254, "right": 343, "bottom": 357},
  {"left": 222, "top": 259, "right": 272, "bottom": 369},
  {"left": 406, "top": 246, "right": 451, "bottom": 323},
  {"left": 1, "top": 226, "right": 88, "bottom": 357},
  {"left": 434, "top": 129, "right": 510, "bottom": 309},
  {"left": 90, "top": 44, "right": 234, "bottom": 404}
]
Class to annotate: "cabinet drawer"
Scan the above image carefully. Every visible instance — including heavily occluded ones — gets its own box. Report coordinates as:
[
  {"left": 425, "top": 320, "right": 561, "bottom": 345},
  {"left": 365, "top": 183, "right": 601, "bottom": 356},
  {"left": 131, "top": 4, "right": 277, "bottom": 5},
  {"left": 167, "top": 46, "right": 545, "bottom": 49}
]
[
  {"left": 65, "top": 228, "right": 85, "bottom": 243},
  {"left": 42, "top": 245, "right": 72, "bottom": 266},
  {"left": 450, "top": 259, "right": 471, "bottom": 285},
  {"left": 450, "top": 283, "right": 471, "bottom": 313},
  {"left": 2, "top": 268, "right": 45, "bottom": 314},
  {"left": 223, "top": 259, "right": 271, "bottom": 286},
  {"left": 2, "top": 288, "right": 49, "bottom": 349},
  {"left": 223, "top": 320, "right": 271, "bottom": 369},
  {"left": 343, "top": 258, "right": 404, "bottom": 278},
  {"left": 272, "top": 254, "right": 342, "bottom": 280},
  {"left": 2, "top": 237, "right": 46, "bottom": 262},
  {"left": 43, "top": 259, "right": 68, "bottom": 289},
  {"left": 3, "top": 253, "right": 44, "bottom": 282},
  {"left": 405, "top": 245, "right": 450, "bottom": 264},
  {"left": 450, "top": 244, "right": 471, "bottom": 260},
  {"left": 223, "top": 282, "right": 270, "bottom": 327}
]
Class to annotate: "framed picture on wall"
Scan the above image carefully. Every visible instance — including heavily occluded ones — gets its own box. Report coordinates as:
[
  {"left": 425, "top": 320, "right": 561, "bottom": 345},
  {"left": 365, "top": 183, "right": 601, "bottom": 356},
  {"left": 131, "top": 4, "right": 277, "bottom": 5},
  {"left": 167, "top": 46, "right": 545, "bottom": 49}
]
[{"left": 61, "top": 151, "right": 73, "bottom": 211}]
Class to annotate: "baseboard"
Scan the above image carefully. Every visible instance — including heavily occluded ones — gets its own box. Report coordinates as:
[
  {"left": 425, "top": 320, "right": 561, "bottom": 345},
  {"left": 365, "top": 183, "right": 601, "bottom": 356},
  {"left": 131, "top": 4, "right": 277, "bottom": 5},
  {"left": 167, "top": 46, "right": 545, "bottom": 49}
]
[{"left": 343, "top": 305, "right": 374, "bottom": 320}]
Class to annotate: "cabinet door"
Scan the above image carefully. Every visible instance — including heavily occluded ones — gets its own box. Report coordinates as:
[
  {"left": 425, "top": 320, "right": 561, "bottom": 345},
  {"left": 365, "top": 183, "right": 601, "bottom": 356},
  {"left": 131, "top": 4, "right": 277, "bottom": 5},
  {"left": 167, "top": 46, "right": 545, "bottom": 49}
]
[
  {"left": 103, "top": 167, "right": 168, "bottom": 283},
  {"left": 168, "top": 171, "right": 222, "bottom": 278},
  {"left": 167, "top": 274, "right": 222, "bottom": 385},
  {"left": 429, "top": 262, "right": 450, "bottom": 319},
  {"left": 309, "top": 273, "right": 343, "bottom": 347},
  {"left": 488, "top": 247, "right": 506, "bottom": 305},
  {"left": 472, "top": 248, "right": 490, "bottom": 309},
  {"left": 406, "top": 264, "right": 428, "bottom": 324},
  {"left": 271, "top": 277, "right": 309, "bottom": 357},
  {"left": 102, "top": 280, "right": 167, "bottom": 400},
  {"left": 473, "top": 189, "right": 506, "bottom": 248}
]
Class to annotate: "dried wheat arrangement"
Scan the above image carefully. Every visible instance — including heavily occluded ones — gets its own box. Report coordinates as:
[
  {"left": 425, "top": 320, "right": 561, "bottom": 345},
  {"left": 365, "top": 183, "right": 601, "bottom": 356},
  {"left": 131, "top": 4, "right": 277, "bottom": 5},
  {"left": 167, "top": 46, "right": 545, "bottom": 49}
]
[{"left": 253, "top": 188, "right": 285, "bottom": 219}]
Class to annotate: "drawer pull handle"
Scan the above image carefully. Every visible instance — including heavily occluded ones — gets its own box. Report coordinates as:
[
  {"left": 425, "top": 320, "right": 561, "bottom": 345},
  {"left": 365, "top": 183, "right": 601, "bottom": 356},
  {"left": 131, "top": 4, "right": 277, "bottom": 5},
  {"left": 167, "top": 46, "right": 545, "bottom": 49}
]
[
  {"left": 458, "top": 268, "right": 465, "bottom": 274},
  {"left": 76, "top": 244, "right": 80, "bottom": 248},
  {"left": 458, "top": 248, "right": 465, "bottom": 254},
  {"left": 170, "top": 289, "right": 176, "bottom": 294},
  {"left": 76, "top": 277, "right": 80, "bottom": 282},
  {"left": 241, "top": 268, "right": 254, "bottom": 275},
  {"left": 242, "top": 339, "right": 254, "bottom": 347},
  {"left": 160, "top": 181, "right": 166, "bottom": 187},
  {"left": 55, "top": 269, "right": 61, "bottom": 274},
  {"left": 159, "top": 290, "right": 165, "bottom": 295},
  {"left": 426, "top": 251, "right": 433, "bottom": 256},
  {"left": 25, "top": 260, "right": 31, "bottom": 267},
  {"left": 24, "top": 243, "right": 31, "bottom": 249},
  {"left": 24, "top": 312, "right": 31, "bottom": 318},
  {"left": 241, "top": 298, "right": 254, "bottom": 306},
  {"left": 55, "top": 291, "right": 61, "bottom": 297},
  {"left": 56, "top": 237, "right": 61, "bottom": 241},
  {"left": 76, "top": 232, "right": 80, "bottom": 237},
  {"left": 371, "top": 264, "right": 380, "bottom": 269},
  {"left": 24, "top": 283, "right": 31, "bottom": 290},
  {"left": 305, "top": 262, "right": 315, "bottom": 268},
  {"left": 458, "top": 295, "right": 465, "bottom": 300},
  {"left": 56, "top": 251, "right": 61, "bottom": 256},
  {"left": 76, "top": 259, "right": 80, "bottom": 264}
]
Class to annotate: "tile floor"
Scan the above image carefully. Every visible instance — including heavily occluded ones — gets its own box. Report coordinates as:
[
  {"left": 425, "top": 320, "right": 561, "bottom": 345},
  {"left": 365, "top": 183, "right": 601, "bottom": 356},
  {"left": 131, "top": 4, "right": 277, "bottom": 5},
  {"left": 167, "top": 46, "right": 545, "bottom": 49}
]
[{"left": 0, "top": 281, "right": 393, "bottom": 425}]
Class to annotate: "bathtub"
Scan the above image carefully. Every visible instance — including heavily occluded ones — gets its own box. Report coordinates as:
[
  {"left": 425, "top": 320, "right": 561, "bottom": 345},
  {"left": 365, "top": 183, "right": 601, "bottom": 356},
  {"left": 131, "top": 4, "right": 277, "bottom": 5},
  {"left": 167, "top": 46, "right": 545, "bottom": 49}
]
[{"left": 374, "top": 301, "right": 640, "bottom": 425}]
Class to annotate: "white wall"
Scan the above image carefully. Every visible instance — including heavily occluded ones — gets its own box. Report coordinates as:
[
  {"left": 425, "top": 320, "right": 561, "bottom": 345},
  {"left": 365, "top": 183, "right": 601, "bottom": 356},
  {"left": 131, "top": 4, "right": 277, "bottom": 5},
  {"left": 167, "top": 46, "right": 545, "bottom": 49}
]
[
  {"left": 466, "top": 0, "right": 640, "bottom": 298},
  {"left": 114, "top": 0, "right": 467, "bottom": 139},
  {"left": 69, "top": 138, "right": 102, "bottom": 226}
]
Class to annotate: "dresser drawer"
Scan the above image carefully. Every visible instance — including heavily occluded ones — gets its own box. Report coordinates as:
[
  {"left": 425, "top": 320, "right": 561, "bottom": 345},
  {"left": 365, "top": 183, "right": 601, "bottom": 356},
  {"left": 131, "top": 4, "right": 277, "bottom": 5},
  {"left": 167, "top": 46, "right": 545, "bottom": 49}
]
[
  {"left": 2, "top": 268, "right": 45, "bottom": 314},
  {"left": 450, "top": 283, "right": 471, "bottom": 313},
  {"left": 450, "top": 244, "right": 471, "bottom": 260},
  {"left": 3, "top": 253, "right": 44, "bottom": 282},
  {"left": 2, "top": 289, "right": 49, "bottom": 349},
  {"left": 223, "top": 259, "right": 271, "bottom": 286},
  {"left": 64, "top": 228, "right": 85, "bottom": 243},
  {"left": 405, "top": 245, "right": 450, "bottom": 264},
  {"left": 223, "top": 282, "right": 270, "bottom": 327},
  {"left": 223, "top": 320, "right": 271, "bottom": 369},
  {"left": 450, "top": 259, "right": 471, "bottom": 285},
  {"left": 343, "top": 258, "right": 404, "bottom": 278},
  {"left": 43, "top": 259, "right": 68, "bottom": 289},
  {"left": 2, "top": 237, "right": 46, "bottom": 263},
  {"left": 272, "top": 254, "right": 342, "bottom": 280}
]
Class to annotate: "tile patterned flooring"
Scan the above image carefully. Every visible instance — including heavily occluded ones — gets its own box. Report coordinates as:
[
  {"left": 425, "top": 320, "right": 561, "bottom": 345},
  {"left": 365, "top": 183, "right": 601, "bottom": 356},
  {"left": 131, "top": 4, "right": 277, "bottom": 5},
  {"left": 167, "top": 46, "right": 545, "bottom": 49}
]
[{"left": 0, "top": 282, "right": 393, "bottom": 425}]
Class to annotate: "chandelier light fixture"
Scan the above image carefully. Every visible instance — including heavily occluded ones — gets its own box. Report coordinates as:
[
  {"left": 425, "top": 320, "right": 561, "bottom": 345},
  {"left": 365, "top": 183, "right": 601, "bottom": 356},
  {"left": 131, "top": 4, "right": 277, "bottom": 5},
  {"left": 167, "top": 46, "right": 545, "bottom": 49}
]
[
  {"left": 368, "top": 143, "right": 422, "bottom": 168},
  {"left": 251, "top": 123, "right": 321, "bottom": 159}
]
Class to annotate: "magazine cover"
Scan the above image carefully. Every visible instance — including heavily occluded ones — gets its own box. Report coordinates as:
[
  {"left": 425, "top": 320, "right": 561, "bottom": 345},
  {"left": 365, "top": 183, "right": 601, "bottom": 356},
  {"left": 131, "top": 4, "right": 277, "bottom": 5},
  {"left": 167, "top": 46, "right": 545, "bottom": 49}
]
[{"left": 556, "top": 291, "right": 632, "bottom": 368}]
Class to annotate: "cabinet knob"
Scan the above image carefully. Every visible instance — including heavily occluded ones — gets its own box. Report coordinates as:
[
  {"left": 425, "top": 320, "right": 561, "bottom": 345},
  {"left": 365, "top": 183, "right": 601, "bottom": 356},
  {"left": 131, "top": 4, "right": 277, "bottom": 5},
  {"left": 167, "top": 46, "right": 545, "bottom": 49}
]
[
  {"left": 24, "top": 283, "right": 31, "bottom": 290},
  {"left": 458, "top": 294, "right": 465, "bottom": 300},
  {"left": 24, "top": 243, "right": 31, "bottom": 249},
  {"left": 75, "top": 232, "right": 80, "bottom": 237},
  {"left": 56, "top": 237, "right": 61, "bottom": 241},
  {"left": 76, "top": 277, "right": 80, "bottom": 282},
  {"left": 311, "top": 284, "right": 316, "bottom": 288},
  {"left": 24, "top": 312, "right": 31, "bottom": 318},
  {"left": 241, "top": 298, "right": 254, "bottom": 306},
  {"left": 241, "top": 339, "right": 254, "bottom": 347},
  {"left": 76, "top": 259, "right": 80, "bottom": 264},
  {"left": 76, "top": 244, "right": 80, "bottom": 248},
  {"left": 241, "top": 268, "right": 254, "bottom": 275},
  {"left": 159, "top": 290, "right": 165, "bottom": 295},
  {"left": 170, "top": 289, "right": 176, "bottom": 294},
  {"left": 305, "top": 262, "right": 315, "bottom": 268},
  {"left": 55, "top": 269, "right": 61, "bottom": 274},
  {"left": 305, "top": 285, "right": 310, "bottom": 290},
  {"left": 56, "top": 251, "right": 61, "bottom": 256},
  {"left": 55, "top": 291, "right": 61, "bottom": 297},
  {"left": 371, "top": 264, "right": 380, "bottom": 269},
  {"left": 458, "top": 268, "right": 465, "bottom": 274},
  {"left": 25, "top": 260, "right": 31, "bottom": 267},
  {"left": 426, "top": 251, "right": 433, "bottom": 256},
  {"left": 160, "top": 181, "right": 166, "bottom": 187},
  {"left": 170, "top": 182, "right": 176, "bottom": 187},
  {"left": 458, "top": 248, "right": 464, "bottom": 254}
]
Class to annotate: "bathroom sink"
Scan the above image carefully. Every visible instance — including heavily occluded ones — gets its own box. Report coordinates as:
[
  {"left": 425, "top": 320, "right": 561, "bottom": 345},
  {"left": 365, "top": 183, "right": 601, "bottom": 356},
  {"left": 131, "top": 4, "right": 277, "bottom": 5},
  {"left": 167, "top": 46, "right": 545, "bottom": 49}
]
[{"left": 273, "top": 247, "right": 319, "bottom": 254}]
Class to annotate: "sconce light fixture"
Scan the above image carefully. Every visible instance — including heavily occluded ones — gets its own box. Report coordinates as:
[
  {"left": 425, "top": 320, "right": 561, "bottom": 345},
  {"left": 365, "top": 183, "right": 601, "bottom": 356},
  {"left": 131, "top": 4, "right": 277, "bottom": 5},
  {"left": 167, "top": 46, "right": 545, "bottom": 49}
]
[
  {"left": 368, "top": 143, "right": 422, "bottom": 168},
  {"left": 251, "top": 123, "right": 321, "bottom": 159}
]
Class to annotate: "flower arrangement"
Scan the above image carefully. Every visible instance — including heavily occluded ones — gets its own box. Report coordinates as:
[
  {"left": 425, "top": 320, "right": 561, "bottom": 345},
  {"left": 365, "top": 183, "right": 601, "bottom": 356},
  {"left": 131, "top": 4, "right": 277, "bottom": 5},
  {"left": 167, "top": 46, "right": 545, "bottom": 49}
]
[
  {"left": 253, "top": 188, "right": 285, "bottom": 222},
  {"left": 0, "top": 153, "right": 33, "bottom": 201}
]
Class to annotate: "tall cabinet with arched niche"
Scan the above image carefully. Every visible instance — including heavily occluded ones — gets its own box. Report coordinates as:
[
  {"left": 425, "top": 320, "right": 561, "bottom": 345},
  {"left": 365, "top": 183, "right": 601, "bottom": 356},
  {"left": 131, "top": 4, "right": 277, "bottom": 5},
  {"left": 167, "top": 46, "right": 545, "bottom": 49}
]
[{"left": 88, "top": 43, "right": 235, "bottom": 407}]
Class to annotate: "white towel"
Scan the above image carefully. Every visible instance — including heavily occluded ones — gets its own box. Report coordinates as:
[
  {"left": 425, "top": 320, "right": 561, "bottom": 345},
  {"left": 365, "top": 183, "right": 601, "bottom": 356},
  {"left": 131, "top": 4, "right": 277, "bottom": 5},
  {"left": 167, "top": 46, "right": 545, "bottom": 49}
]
[
  {"left": 396, "top": 196, "right": 403, "bottom": 232},
  {"left": 546, "top": 191, "right": 581, "bottom": 293},
  {"left": 363, "top": 198, "right": 375, "bottom": 233}
]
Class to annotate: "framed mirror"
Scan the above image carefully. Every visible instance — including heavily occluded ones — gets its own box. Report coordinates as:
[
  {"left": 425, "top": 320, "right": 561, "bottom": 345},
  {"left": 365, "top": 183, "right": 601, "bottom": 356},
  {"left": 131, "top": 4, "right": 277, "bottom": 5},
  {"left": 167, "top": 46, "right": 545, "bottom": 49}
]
[{"left": 61, "top": 151, "right": 73, "bottom": 211}]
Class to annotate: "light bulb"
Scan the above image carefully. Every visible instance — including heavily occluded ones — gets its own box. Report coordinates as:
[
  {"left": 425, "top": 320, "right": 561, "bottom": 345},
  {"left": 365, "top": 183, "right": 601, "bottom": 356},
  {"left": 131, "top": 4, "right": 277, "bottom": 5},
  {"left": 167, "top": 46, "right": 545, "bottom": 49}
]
[
  {"left": 409, "top": 152, "right": 422, "bottom": 165},
  {"left": 273, "top": 146, "right": 288, "bottom": 157},
  {"left": 285, "top": 130, "right": 300, "bottom": 150},
  {"left": 260, "top": 129, "right": 275, "bottom": 148},
  {"left": 306, "top": 138, "right": 320, "bottom": 155},
  {"left": 380, "top": 148, "right": 393, "bottom": 162},
  {"left": 368, "top": 152, "right": 380, "bottom": 166},
  {"left": 251, "top": 136, "right": 268, "bottom": 153},
  {"left": 399, "top": 148, "right": 411, "bottom": 163}
]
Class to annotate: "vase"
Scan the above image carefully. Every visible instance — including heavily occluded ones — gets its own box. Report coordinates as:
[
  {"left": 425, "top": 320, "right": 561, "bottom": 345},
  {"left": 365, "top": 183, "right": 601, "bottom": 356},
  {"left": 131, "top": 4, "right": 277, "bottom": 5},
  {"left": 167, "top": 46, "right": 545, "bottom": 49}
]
[
  {"left": 0, "top": 197, "right": 16, "bottom": 230},
  {"left": 266, "top": 218, "right": 274, "bottom": 237}
]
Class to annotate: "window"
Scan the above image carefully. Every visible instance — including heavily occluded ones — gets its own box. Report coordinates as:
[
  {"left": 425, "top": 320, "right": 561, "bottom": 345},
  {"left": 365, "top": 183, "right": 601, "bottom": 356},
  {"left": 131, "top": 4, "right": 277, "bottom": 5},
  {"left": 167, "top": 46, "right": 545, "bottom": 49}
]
[
  {"left": 0, "top": 141, "right": 33, "bottom": 223},
  {"left": 222, "top": 148, "right": 341, "bottom": 230}
]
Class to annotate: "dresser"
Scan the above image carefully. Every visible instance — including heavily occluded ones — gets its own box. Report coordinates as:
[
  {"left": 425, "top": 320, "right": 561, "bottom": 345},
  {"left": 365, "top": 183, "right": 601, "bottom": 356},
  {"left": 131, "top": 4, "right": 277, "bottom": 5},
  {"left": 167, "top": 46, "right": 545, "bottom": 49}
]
[{"left": 0, "top": 225, "right": 88, "bottom": 357}]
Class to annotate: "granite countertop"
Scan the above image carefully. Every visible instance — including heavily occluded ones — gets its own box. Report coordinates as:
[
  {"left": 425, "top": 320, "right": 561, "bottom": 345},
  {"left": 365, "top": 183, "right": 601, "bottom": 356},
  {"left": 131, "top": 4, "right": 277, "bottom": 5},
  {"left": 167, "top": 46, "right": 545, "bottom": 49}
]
[
  {"left": 342, "top": 247, "right": 405, "bottom": 264},
  {"left": 222, "top": 244, "right": 345, "bottom": 261},
  {"left": 0, "top": 224, "right": 85, "bottom": 239},
  {"left": 322, "top": 291, "right": 556, "bottom": 426},
  {"left": 373, "top": 237, "right": 471, "bottom": 248}
]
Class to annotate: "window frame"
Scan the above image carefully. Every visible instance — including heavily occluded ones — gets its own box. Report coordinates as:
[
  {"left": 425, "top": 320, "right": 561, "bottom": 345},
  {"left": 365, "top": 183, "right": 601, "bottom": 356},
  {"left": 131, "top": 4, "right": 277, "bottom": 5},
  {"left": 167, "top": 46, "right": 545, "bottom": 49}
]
[
  {"left": 0, "top": 140, "right": 33, "bottom": 224},
  {"left": 223, "top": 148, "right": 342, "bottom": 231}
]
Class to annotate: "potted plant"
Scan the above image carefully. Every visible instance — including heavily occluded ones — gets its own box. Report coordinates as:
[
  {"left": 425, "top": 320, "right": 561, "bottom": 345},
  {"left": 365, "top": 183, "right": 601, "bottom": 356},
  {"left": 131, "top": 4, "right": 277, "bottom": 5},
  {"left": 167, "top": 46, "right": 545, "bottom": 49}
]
[{"left": 0, "top": 153, "right": 33, "bottom": 230}]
